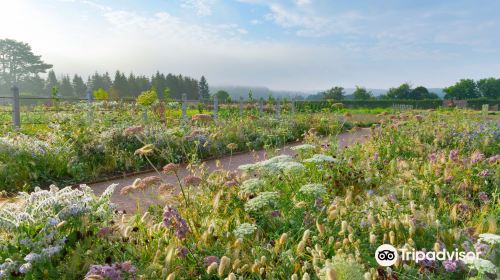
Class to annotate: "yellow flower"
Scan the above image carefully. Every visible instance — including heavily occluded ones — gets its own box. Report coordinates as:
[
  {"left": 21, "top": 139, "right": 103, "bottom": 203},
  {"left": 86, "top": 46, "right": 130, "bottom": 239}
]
[{"left": 134, "top": 144, "right": 155, "bottom": 156}]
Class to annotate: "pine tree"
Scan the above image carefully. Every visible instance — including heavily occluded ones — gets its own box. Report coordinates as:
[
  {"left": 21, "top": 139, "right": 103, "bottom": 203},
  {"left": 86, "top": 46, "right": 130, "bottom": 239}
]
[
  {"left": 59, "top": 75, "right": 74, "bottom": 97},
  {"left": 113, "top": 70, "right": 130, "bottom": 98},
  {"left": 72, "top": 74, "right": 87, "bottom": 97},
  {"left": 198, "top": 76, "right": 209, "bottom": 100},
  {"left": 45, "top": 70, "right": 59, "bottom": 96}
]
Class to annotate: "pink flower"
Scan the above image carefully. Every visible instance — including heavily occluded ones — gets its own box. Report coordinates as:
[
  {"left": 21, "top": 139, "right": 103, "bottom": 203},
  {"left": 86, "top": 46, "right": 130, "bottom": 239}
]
[
  {"left": 449, "top": 149, "right": 459, "bottom": 162},
  {"left": 478, "top": 170, "right": 489, "bottom": 177},
  {"left": 182, "top": 175, "right": 202, "bottom": 186}
]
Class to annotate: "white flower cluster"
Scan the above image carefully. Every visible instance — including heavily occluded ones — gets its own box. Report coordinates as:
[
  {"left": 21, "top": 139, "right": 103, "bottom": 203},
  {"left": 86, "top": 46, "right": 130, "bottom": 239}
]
[
  {"left": 299, "top": 183, "right": 327, "bottom": 197},
  {"left": 463, "top": 257, "right": 497, "bottom": 275},
  {"left": 304, "top": 154, "right": 337, "bottom": 164},
  {"left": 290, "top": 144, "right": 316, "bottom": 151},
  {"left": 244, "top": 192, "right": 279, "bottom": 212},
  {"left": 478, "top": 233, "right": 500, "bottom": 245},
  {"left": 238, "top": 155, "right": 304, "bottom": 175},
  {"left": 0, "top": 184, "right": 116, "bottom": 229},
  {"left": 233, "top": 223, "right": 257, "bottom": 238},
  {"left": 239, "top": 179, "right": 265, "bottom": 195}
]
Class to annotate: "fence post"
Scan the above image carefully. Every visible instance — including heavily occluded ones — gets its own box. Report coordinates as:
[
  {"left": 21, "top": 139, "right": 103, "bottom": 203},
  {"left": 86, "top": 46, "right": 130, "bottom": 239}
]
[
  {"left": 86, "top": 90, "right": 93, "bottom": 125},
  {"left": 239, "top": 96, "right": 244, "bottom": 118},
  {"left": 11, "top": 86, "right": 20, "bottom": 130},
  {"left": 276, "top": 97, "right": 281, "bottom": 118},
  {"left": 291, "top": 98, "right": 295, "bottom": 114},
  {"left": 259, "top": 98, "right": 264, "bottom": 117},
  {"left": 213, "top": 95, "right": 218, "bottom": 120},
  {"left": 181, "top": 93, "right": 187, "bottom": 120}
]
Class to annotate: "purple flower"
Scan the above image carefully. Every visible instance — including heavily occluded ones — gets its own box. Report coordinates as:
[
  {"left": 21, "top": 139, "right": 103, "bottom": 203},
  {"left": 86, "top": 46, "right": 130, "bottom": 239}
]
[
  {"left": 98, "top": 227, "right": 112, "bottom": 237},
  {"left": 203, "top": 256, "right": 220, "bottom": 266},
  {"left": 428, "top": 152, "right": 437, "bottom": 163},
  {"left": 85, "top": 262, "right": 136, "bottom": 280},
  {"left": 478, "top": 192, "right": 489, "bottom": 203},
  {"left": 373, "top": 153, "right": 379, "bottom": 161},
  {"left": 445, "top": 176, "right": 454, "bottom": 183},
  {"left": 176, "top": 246, "right": 188, "bottom": 258},
  {"left": 474, "top": 242, "right": 490, "bottom": 257},
  {"left": 449, "top": 149, "right": 459, "bottom": 162},
  {"left": 367, "top": 189, "right": 374, "bottom": 196},
  {"left": 314, "top": 198, "right": 324, "bottom": 208},
  {"left": 163, "top": 205, "right": 190, "bottom": 240},
  {"left": 478, "top": 170, "right": 489, "bottom": 177},
  {"left": 271, "top": 210, "right": 281, "bottom": 218},
  {"left": 470, "top": 151, "right": 484, "bottom": 164},
  {"left": 487, "top": 154, "right": 500, "bottom": 164},
  {"left": 443, "top": 260, "right": 457, "bottom": 272}
]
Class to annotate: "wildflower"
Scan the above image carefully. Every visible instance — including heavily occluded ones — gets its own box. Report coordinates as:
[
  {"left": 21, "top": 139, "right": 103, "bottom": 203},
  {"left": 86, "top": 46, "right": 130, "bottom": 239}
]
[
  {"left": 470, "top": 151, "right": 484, "bottom": 164},
  {"left": 182, "top": 175, "right": 202, "bottom": 186},
  {"left": 442, "top": 260, "right": 457, "bottom": 272},
  {"left": 244, "top": 192, "right": 279, "bottom": 212},
  {"left": 487, "top": 154, "right": 499, "bottom": 164},
  {"left": 233, "top": 223, "right": 257, "bottom": 238},
  {"left": 204, "top": 256, "right": 220, "bottom": 267},
  {"left": 478, "top": 170, "right": 489, "bottom": 177},
  {"left": 137, "top": 176, "right": 161, "bottom": 190},
  {"left": 163, "top": 163, "right": 180, "bottom": 174},
  {"left": 162, "top": 205, "right": 190, "bottom": 240},
  {"left": 299, "top": 183, "right": 327, "bottom": 197},
  {"left": 448, "top": 149, "right": 459, "bottom": 162},
  {"left": 224, "top": 180, "right": 238, "bottom": 187},
  {"left": 134, "top": 144, "right": 155, "bottom": 156},
  {"left": 122, "top": 125, "right": 143, "bottom": 137},
  {"left": 463, "top": 258, "right": 496, "bottom": 274},
  {"left": 192, "top": 114, "right": 212, "bottom": 121},
  {"left": 42, "top": 245, "right": 62, "bottom": 257},
  {"left": 478, "top": 192, "right": 489, "bottom": 203},
  {"left": 120, "top": 185, "right": 135, "bottom": 195},
  {"left": 158, "top": 183, "right": 175, "bottom": 194},
  {"left": 428, "top": 152, "right": 437, "bottom": 163},
  {"left": 226, "top": 143, "right": 238, "bottom": 150},
  {"left": 304, "top": 154, "right": 337, "bottom": 164},
  {"left": 218, "top": 256, "right": 230, "bottom": 277},
  {"left": 444, "top": 176, "right": 454, "bottom": 184},
  {"left": 24, "top": 252, "right": 41, "bottom": 263},
  {"left": 290, "top": 144, "right": 316, "bottom": 151},
  {"left": 240, "top": 178, "right": 265, "bottom": 194},
  {"left": 97, "top": 227, "right": 112, "bottom": 237},
  {"left": 478, "top": 233, "right": 500, "bottom": 245},
  {"left": 176, "top": 246, "right": 189, "bottom": 258},
  {"left": 19, "top": 263, "right": 32, "bottom": 274}
]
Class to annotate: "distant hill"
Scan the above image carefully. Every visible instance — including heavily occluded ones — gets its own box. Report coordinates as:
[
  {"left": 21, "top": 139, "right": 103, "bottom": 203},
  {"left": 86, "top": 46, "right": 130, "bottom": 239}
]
[{"left": 210, "top": 85, "right": 311, "bottom": 100}]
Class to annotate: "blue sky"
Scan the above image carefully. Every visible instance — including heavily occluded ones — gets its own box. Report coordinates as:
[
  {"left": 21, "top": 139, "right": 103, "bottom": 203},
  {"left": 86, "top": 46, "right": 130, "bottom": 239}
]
[{"left": 1, "top": 0, "right": 499, "bottom": 90}]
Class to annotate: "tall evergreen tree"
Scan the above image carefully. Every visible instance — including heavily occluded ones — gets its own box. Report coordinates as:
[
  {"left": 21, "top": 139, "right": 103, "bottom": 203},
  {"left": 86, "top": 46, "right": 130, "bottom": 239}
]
[
  {"left": 113, "top": 70, "right": 130, "bottom": 98},
  {"left": 72, "top": 74, "right": 87, "bottom": 97},
  {"left": 59, "top": 75, "right": 74, "bottom": 97},
  {"left": 45, "top": 70, "right": 59, "bottom": 96},
  {"left": 199, "top": 76, "right": 209, "bottom": 100}
]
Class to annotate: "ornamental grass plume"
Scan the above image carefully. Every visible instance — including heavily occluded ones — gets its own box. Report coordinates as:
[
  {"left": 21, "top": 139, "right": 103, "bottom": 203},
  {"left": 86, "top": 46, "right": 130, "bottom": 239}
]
[{"left": 218, "top": 256, "right": 231, "bottom": 277}]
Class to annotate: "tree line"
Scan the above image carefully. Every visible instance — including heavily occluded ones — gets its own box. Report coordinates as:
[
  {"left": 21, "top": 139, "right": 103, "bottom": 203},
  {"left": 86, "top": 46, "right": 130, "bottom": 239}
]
[
  {"left": 310, "top": 80, "right": 500, "bottom": 101},
  {"left": 0, "top": 38, "right": 210, "bottom": 100}
]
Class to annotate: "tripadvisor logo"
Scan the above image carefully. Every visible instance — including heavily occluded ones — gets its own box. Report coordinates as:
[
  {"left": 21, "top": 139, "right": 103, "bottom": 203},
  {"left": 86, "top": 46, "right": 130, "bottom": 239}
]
[{"left": 375, "top": 244, "right": 479, "bottom": 267}]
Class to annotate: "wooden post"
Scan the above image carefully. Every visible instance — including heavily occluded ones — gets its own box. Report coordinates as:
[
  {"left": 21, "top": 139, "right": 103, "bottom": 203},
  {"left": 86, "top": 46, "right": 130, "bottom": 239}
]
[
  {"left": 239, "top": 96, "right": 244, "bottom": 118},
  {"left": 276, "top": 97, "right": 281, "bottom": 118},
  {"left": 259, "top": 98, "right": 264, "bottom": 117},
  {"left": 86, "top": 90, "right": 93, "bottom": 125},
  {"left": 12, "top": 86, "right": 20, "bottom": 129},
  {"left": 181, "top": 93, "right": 187, "bottom": 120},
  {"left": 291, "top": 98, "right": 295, "bottom": 114},
  {"left": 213, "top": 95, "right": 219, "bottom": 120}
]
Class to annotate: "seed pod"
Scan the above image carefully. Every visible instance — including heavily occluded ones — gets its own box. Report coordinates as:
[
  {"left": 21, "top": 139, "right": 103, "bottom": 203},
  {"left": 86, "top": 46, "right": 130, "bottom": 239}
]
[
  {"left": 341, "top": 221, "right": 348, "bottom": 232},
  {"left": 302, "top": 272, "right": 310, "bottom": 280},
  {"left": 218, "top": 256, "right": 231, "bottom": 277},
  {"left": 226, "top": 273, "right": 237, "bottom": 280},
  {"left": 207, "top": 262, "right": 218, "bottom": 274},
  {"left": 279, "top": 233, "right": 288, "bottom": 245},
  {"left": 166, "top": 272, "right": 176, "bottom": 280},
  {"left": 297, "top": 240, "right": 306, "bottom": 254},
  {"left": 302, "top": 230, "right": 311, "bottom": 242},
  {"left": 326, "top": 268, "right": 337, "bottom": 280}
]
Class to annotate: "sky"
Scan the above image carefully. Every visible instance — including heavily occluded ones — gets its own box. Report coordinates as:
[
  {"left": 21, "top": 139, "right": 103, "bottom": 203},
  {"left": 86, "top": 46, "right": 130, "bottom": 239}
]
[{"left": 1, "top": 0, "right": 499, "bottom": 91}]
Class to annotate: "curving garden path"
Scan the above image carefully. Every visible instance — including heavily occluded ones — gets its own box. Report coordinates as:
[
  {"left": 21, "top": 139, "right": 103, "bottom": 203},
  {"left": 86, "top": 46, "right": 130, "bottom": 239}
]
[{"left": 90, "top": 128, "right": 371, "bottom": 213}]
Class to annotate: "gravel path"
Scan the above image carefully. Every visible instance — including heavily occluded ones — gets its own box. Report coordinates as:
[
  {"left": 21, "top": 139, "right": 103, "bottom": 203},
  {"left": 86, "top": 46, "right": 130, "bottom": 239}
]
[{"left": 90, "top": 128, "right": 371, "bottom": 213}]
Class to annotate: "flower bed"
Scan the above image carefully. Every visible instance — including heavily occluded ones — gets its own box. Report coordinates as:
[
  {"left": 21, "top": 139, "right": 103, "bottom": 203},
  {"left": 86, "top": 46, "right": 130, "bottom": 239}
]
[{"left": 0, "top": 110, "right": 498, "bottom": 279}]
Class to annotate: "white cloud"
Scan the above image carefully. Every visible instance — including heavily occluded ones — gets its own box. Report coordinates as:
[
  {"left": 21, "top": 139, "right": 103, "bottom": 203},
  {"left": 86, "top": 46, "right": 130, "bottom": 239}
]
[{"left": 180, "top": 0, "right": 216, "bottom": 16}]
